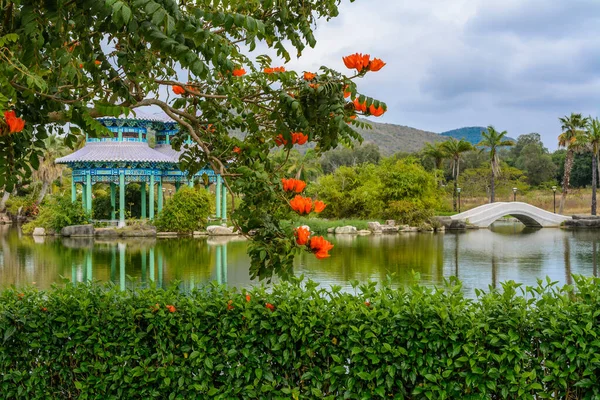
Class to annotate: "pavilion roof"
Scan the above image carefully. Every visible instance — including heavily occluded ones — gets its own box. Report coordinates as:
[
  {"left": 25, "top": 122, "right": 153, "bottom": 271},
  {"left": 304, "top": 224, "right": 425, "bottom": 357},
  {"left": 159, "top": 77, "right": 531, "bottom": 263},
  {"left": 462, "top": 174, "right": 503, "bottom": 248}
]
[
  {"left": 56, "top": 142, "right": 175, "bottom": 165},
  {"left": 153, "top": 144, "right": 184, "bottom": 163}
]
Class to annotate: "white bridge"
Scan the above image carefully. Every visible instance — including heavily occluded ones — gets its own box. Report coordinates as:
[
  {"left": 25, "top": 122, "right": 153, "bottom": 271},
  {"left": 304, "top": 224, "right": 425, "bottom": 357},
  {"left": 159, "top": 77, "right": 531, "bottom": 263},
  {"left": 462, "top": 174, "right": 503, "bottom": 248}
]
[{"left": 451, "top": 202, "right": 571, "bottom": 228}]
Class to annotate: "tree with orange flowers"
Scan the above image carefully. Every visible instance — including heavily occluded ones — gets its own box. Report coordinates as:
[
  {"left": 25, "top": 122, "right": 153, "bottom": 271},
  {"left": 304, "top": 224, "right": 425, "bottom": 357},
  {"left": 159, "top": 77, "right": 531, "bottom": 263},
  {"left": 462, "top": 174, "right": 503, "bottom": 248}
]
[{"left": 0, "top": 0, "right": 386, "bottom": 280}]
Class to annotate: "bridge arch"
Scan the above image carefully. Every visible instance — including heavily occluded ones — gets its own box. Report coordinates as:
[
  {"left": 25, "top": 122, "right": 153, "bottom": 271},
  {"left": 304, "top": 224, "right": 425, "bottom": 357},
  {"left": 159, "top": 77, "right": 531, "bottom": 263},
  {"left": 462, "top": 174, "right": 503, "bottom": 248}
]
[{"left": 450, "top": 202, "right": 571, "bottom": 228}]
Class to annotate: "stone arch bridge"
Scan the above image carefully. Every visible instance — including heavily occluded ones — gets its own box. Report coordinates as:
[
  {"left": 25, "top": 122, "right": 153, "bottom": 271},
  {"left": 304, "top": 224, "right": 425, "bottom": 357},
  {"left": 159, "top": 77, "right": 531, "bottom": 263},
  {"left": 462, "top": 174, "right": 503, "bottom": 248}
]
[{"left": 451, "top": 202, "right": 571, "bottom": 228}]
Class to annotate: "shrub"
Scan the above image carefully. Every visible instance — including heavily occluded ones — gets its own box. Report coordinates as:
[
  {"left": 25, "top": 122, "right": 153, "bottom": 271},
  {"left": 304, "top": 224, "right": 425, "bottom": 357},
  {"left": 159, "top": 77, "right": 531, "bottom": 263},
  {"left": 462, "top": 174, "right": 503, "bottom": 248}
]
[
  {"left": 21, "top": 194, "right": 89, "bottom": 234},
  {"left": 1, "top": 277, "right": 600, "bottom": 398},
  {"left": 154, "top": 186, "right": 211, "bottom": 233},
  {"left": 5, "top": 195, "right": 37, "bottom": 217}
]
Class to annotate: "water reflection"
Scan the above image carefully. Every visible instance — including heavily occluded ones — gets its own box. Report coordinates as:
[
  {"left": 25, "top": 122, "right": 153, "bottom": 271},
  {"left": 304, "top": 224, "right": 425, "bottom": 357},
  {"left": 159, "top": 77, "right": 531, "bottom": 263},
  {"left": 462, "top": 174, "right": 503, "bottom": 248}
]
[{"left": 1, "top": 222, "right": 600, "bottom": 296}]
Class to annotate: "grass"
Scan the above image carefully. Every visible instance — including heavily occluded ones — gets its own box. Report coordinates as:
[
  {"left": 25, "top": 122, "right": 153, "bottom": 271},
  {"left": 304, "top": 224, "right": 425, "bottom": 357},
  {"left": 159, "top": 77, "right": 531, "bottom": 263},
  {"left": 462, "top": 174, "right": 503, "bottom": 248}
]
[{"left": 293, "top": 217, "right": 382, "bottom": 234}]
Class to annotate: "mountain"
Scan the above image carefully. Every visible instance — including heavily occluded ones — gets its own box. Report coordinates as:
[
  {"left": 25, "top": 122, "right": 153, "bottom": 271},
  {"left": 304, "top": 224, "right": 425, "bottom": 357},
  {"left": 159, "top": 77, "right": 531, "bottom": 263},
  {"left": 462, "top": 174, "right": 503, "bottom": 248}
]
[
  {"left": 354, "top": 120, "right": 445, "bottom": 156},
  {"left": 440, "top": 126, "right": 516, "bottom": 145}
]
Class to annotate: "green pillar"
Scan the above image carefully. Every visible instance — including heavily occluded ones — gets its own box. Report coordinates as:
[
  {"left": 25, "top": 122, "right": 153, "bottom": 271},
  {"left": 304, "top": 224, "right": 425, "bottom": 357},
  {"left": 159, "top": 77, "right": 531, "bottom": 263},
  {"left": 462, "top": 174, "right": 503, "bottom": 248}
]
[
  {"left": 110, "top": 246, "right": 116, "bottom": 282},
  {"left": 119, "top": 171, "right": 125, "bottom": 227},
  {"left": 138, "top": 129, "right": 143, "bottom": 141},
  {"left": 110, "top": 183, "right": 116, "bottom": 220},
  {"left": 215, "top": 176, "right": 222, "bottom": 219},
  {"left": 141, "top": 183, "right": 147, "bottom": 219},
  {"left": 166, "top": 134, "right": 170, "bottom": 145},
  {"left": 149, "top": 247, "right": 155, "bottom": 282},
  {"left": 188, "top": 178, "right": 194, "bottom": 188},
  {"left": 119, "top": 243, "right": 126, "bottom": 291},
  {"left": 216, "top": 245, "right": 222, "bottom": 284},
  {"left": 118, "top": 127, "right": 123, "bottom": 141},
  {"left": 149, "top": 175, "right": 155, "bottom": 220},
  {"left": 221, "top": 180, "right": 227, "bottom": 221},
  {"left": 82, "top": 184, "right": 86, "bottom": 210},
  {"left": 157, "top": 178, "right": 163, "bottom": 213},
  {"left": 86, "top": 173, "right": 92, "bottom": 213},
  {"left": 71, "top": 179, "right": 76, "bottom": 203}
]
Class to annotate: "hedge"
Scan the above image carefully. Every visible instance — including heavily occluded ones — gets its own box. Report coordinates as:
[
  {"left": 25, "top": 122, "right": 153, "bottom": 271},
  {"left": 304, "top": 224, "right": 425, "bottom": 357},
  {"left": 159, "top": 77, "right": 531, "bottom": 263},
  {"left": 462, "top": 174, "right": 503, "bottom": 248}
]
[{"left": 1, "top": 277, "right": 600, "bottom": 399}]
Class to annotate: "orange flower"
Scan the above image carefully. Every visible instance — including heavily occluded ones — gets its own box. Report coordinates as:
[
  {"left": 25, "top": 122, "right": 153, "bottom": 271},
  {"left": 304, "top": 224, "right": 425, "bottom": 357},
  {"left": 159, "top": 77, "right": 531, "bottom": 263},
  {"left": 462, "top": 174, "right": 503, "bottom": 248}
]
[
  {"left": 94, "top": 60, "right": 101, "bottom": 65},
  {"left": 233, "top": 146, "right": 241, "bottom": 154},
  {"left": 342, "top": 53, "right": 371, "bottom": 72},
  {"left": 233, "top": 68, "right": 246, "bottom": 76},
  {"left": 166, "top": 305, "right": 176, "bottom": 313},
  {"left": 265, "top": 303, "right": 275, "bottom": 311},
  {"left": 172, "top": 85, "right": 185, "bottom": 95},
  {"left": 275, "top": 134, "right": 288, "bottom": 146},
  {"left": 309, "top": 236, "right": 334, "bottom": 259},
  {"left": 78, "top": 63, "right": 83, "bottom": 69},
  {"left": 245, "top": 294, "right": 251, "bottom": 302},
  {"left": 303, "top": 71, "right": 316, "bottom": 80},
  {"left": 227, "top": 300, "right": 234, "bottom": 310},
  {"left": 293, "top": 179, "right": 307, "bottom": 193},
  {"left": 264, "top": 66, "right": 285, "bottom": 74},
  {"left": 353, "top": 98, "right": 367, "bottom": 113},
  {"left": 313, "top": 200, "right": 326, "bottom": 213},
  {"left": 369, "top": 58, "right": 386, "bottom": 72},
  {"left": 290, "top": 195, "right": 313, "bottom": 215},
  {"left": 282, "top": 178, "right": 306, "bottom": 193},
  {"left": 295, "top": 227, "right": 310, "bottom": 246},
  {"left": 4, "top": 111, "right": 25, "bottom": 133},
  {"left": 364, "top": 301, "right": 371, "bottom": 307},
  {"left": 41, "top": 307, "right": 47, "bottom": 312},
  {"left": 369, "top": 104, "right": 386, "bottom": 117},
  {"left": 344, "top": 86, "right": 352, "bottom": 98},
  {"left": 291, "top": 132, "right": 308, "bottom": 145},
  {"left": 308, "top": 83, "right": 319, "bottom": 89}
]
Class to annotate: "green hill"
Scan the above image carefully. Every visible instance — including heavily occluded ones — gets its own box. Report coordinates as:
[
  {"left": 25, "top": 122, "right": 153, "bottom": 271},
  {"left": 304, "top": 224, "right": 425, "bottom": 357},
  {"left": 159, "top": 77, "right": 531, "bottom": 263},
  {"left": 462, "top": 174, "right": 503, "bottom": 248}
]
[{"left": 440, "top": 126, "right": 516, "bottom": 145}]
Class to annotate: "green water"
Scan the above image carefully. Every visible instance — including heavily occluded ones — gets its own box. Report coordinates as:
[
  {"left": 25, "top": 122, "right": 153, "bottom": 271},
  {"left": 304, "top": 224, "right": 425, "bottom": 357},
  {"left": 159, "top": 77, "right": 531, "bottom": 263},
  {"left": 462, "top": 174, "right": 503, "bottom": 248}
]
[{"left": 1, "top": 223, "right": 598, "bottom": 296}]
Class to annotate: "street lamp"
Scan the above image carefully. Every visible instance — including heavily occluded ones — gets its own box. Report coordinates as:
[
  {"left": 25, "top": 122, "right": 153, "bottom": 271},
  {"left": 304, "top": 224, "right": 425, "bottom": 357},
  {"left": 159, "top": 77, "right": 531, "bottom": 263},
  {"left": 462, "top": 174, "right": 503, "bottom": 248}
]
[
  {"left": 552, "top": 186, "right": 557, "bottom": 213},
  {"left": 513, "top": 187, "right": 517, "bottom": 202},
  {"left": 457, "top": 187, "right": 462, "bottom": 213}
]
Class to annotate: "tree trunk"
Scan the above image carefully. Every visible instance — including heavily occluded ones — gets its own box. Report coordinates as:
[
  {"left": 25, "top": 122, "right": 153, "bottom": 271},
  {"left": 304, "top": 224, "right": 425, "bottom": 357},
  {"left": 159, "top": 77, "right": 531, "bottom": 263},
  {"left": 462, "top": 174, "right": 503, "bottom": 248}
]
[
  {"left": 559, "top": 149, "right": 574, "bottom": 214},
  {"left": 592, "top": 154, "right": 597, "bottom": 215},
  {"left": 0, "top": 190, "right": 10, "bottom": 212},
  {"left": 37, "top": 181, "right": 50, "bottom": 205},
  {"left": 490, "top": 164, "right": 495, "bottom": 203}
]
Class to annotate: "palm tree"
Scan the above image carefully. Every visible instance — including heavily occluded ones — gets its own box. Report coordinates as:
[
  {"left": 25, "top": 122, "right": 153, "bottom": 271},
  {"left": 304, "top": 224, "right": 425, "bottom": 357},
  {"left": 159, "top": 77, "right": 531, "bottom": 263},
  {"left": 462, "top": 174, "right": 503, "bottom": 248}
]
[
  {"left": 422, "top": 142, "right": 447, "bottom": 187},
  {"left": 477, "top": 126, "right": 514, "bottom": 203},
  {"left": 441, "top": 138, "right": 474, "bottom": 211},
  {"left": 558, "top": 113, "right": 589, "bottom": 214},
  {"left": 32, "top": 135, "right": 68, "bottom": 204},
  {"left": 584, "top": 118, "right": 600, "bottom": 215}
]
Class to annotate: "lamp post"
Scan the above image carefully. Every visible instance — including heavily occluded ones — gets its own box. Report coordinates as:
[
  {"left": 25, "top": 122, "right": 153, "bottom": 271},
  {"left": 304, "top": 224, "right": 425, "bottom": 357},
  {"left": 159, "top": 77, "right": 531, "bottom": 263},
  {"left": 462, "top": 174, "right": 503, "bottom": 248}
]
[
  {"left": 513, "top": 187, "right": 517, "bottom": 202},
  {"left": 457, "top": 187, "right": 461, "bottom": 213},
  {"left": 552, "top": 186, "right": 557, "bottom": 213}
]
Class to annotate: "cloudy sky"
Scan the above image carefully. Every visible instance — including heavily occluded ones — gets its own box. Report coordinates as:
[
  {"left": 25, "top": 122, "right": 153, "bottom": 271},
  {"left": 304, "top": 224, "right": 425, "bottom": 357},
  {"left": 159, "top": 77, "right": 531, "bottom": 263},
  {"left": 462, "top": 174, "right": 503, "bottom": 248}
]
[{"left": 259, "top": 0, "right": 600, "bottom": 150}]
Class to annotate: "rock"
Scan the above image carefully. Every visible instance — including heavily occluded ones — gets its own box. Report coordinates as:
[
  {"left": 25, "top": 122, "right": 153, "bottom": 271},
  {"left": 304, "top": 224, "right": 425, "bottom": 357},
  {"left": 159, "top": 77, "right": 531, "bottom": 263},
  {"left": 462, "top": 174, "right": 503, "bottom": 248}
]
[
  {"left": 437, "top": 225, "right": 446, "bottom": 232},
  {"left": 206, "top": 225, "right": 237, "bottom": 236},
  {"left": 432, "top": 216, "right": 467, "bottom": 230},
  {"left": 334, "top": 225, "right": 358, "bottom": 234},
  {"left": 193, "top": 231, "right": 208, "bottom": 236},
  {"left": 0, "top": 213, "right": 11, "bottom": 224},
  {"left": 32, "top": 227, "right": 46, "bottom": 236},
  {"left": 564, "top": 218, "right": 600, "bottom": 228},
  {"left": 61, "top": 224, "right": 94, "bottom": 237},
  {"left": 95, "top": 228, "right": 119, "bottom": 237},
  {"left": 367, "top": 221, "right": 382, "bottom": 232},
  {"left": 385, "top": 220, "right": 396, "bottom": 227},
  {"left": 121, "top": 226, "right": 157, "bottom": 237},
  {"left": 157, "top": 232, "right": 179, "bottom": 237},
  {"left": 381, "top": 225, "right": 400, "bottom": 233},
  {"left": 327, "top": 228, "right": 335, "bottom": 234},
  {"left": 357, "top": 229, "right": 372, "bottom": 235},
  {"left": 400, "top": 226, "right": 419, "bottom": 232},
  {"left": 572, "top": 214, "right": 600, "bottom": 220}
]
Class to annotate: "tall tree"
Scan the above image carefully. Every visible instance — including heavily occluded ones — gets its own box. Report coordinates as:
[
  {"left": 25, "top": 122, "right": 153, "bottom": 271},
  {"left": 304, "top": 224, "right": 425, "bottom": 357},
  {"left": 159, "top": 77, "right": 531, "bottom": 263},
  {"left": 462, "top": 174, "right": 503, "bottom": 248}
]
[
  {"left": 477, "top": 126, "right": 514, "bottom": 203},
  {"left": 32, "top": 135, "right": 67, "bottom": 204},
  {"left": 584, "top": 118, "right": 600, "bottom": 215},
  {"left": 422, "top": 142, "right": 447, "bottom": 187},
  {"left": 441, "top": 138, "right": 474, "bottom": 211},
  {"left": 558, "top": 113, "right": 589, "bottom": 214}
]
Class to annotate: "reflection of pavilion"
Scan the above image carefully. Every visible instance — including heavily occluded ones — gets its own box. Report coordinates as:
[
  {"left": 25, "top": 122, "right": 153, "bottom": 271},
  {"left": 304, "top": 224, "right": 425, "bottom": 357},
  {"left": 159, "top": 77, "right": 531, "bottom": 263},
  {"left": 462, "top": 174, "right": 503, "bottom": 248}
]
[{"left": 56, "top": 118, "right": 228, "bottom": 227}]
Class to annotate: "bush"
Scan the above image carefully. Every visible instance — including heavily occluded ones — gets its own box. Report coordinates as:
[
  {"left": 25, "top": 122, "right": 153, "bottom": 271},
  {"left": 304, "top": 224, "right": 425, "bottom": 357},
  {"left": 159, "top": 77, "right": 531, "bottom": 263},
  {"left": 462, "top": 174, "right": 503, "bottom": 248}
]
[
  {"left": 5, "top": 195, "right": 37, "bottom": 217},
  {"left": 1, "top": 277, "right": 600, "bottom": 398},
  {"left": 154, "top": 186, "right": 211, "bottom": 233},
  {"left": 21, "top": 195, "right": 89, "bottom": 234}
]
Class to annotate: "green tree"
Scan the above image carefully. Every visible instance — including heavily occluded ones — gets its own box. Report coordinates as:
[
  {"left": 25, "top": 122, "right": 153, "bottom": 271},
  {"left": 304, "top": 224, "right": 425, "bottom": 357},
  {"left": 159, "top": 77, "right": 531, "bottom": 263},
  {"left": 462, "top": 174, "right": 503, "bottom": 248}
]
[
  {"left": 558, "top": 113, "right": 589, "bottom": 214},
  {"left": 584, "top": 118, "right": 600, "bottom": 215},
  {"left": 0, "top": 0, "right": 385, "bottom": 279},
  {"left": 515, "top": 144, "right": 557, "bottom": 187},
  {"left": 441, "top": 138, "right": 474, "bottom": 211},
  {"left": 320, "top": 143, "right": 381, "bottom": 174},
  {"left": 154, "top": 186, "right": 211, "bottom": 233},
  {"left": 272, "top": 149, "right": 322, "bottom": 182},
  {"left": 477, "top": 126, "right": 514, "bottom": 203},
  {"left": 422, "top": 142, "right": 447, "bottom": 187}
]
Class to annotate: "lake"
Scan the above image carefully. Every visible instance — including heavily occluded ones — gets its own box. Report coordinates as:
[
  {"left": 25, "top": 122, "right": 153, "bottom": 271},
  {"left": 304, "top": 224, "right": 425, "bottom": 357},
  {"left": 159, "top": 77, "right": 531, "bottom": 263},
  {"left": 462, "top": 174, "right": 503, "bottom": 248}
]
[{"left": 1, "top": 222, "right": 598, "bottom": 296}]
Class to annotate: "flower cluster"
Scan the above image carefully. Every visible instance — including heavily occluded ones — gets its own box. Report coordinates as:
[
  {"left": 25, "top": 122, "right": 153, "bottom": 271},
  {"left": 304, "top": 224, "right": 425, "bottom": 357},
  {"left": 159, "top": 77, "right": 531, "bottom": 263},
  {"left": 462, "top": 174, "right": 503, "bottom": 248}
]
[
  {"left": 294, "top": 226, "right": 310, "bottom": 245},
  {"left": 232, "top": 68, "right": 246, "bottom": 76},
  {"left": 289, "top": 195, "right": 326, "bottom": 215},
  {"left": 281, "top": 178, "right": 307, "bottom": 193},
  {"left": 3, "top": 111, "right": 25, "bottom": 134},
  {"left": 342, "top": 53, "right": 386, "bottom": 73},
  {"left": 294, "top": 227, "right": 334, "bottom": 258},
  {"left": 264, "top": 66, "right": 286, "bottom": 74},
  {"left": 303, "top": 72, "right": 316, "bottom": 80},
  {"left": 274, "top": 132, "right": 308, "bottom": 146},
  {"left": 353, "top": 98, "right": 386, "bottom": 117}
]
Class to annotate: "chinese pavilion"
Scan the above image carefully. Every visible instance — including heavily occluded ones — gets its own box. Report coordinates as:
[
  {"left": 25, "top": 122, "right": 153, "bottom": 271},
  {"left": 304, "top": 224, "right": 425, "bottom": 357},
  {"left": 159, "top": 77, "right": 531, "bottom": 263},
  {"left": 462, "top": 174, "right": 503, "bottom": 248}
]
[{"left": 56, "top": 118, "right": 227, "bottom": 227}]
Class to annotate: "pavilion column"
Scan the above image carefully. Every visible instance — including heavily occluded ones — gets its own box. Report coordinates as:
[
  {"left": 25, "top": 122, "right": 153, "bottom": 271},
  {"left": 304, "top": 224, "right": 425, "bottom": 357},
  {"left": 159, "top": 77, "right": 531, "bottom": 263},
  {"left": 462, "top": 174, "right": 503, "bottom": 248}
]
[
  {"left": 82, "top": 184, "right": 87, "bottom": 210},
  {"left": 110, "top": 183, "right": 116, "bottom": 220},
  {"left": 157, "top": 178, "right": 163, "bottom": 213},
  {"left": 119, "top": 171, "right": 125, "bottom": 227},
  {"left": 86, "top": 172, "right": 92, "bottom": 214},
  {"left": 149, "top": 175, "right": 155, "bottom": 220},
  {"left": 71, "top": 179, "right": 76, "bottom": 203},
  {"left": 141, "top": 183, "right": 147, "bottom": 219},
  {"left": 215, "top": 175, "right": 222, "bottom": 219},
  {"left": 221, "top": 179, "right": 227, "bottom": 221},
  {"left": 188, "top": 178, "right": 194, "bottom": 188}
]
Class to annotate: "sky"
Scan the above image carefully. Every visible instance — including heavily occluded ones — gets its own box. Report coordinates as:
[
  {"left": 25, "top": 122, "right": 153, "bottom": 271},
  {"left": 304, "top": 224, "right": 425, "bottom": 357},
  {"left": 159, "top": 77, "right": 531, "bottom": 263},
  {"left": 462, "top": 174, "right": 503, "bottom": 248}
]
[{"left": 256, "top": 0, "right": 600, "bottom": 150}]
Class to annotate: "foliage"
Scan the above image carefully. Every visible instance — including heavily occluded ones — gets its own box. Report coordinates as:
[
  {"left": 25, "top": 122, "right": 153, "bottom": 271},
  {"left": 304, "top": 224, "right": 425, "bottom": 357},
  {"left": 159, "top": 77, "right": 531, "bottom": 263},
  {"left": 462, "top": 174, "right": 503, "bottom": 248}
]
[
  {"left": 2, "top": 276, "right": 600, "bottom": 398},
  {"left": 459, "top": 163, "right": 530, "bottom": 199},
  {"left": 154, "top": 186, "right": 211, "bottom": 233},
  {"left": 292, "top": 217, "right": 376, "bottom": 234},
  {"left": 320, "top": 143, "right": 381, "bottom": 174},
  {"left": 515, "top": 143, "right": 557, "bottom": 186},
  {"left": 22, "top": 194, "right": 89, "bottom": 234},
  {"left": 4, "top": 195, "right": 37, "bottom": 217}
]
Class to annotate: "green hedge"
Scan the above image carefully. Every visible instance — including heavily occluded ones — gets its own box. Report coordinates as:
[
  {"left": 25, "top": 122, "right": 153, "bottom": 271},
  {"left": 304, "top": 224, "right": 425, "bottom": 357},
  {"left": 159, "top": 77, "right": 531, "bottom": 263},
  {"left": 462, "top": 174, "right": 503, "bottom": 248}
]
[{"left": 1, "top": 277, "right": 600, "bottom": 399}]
